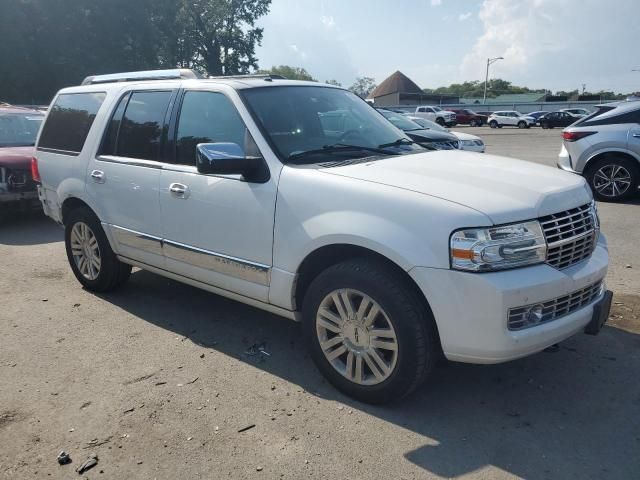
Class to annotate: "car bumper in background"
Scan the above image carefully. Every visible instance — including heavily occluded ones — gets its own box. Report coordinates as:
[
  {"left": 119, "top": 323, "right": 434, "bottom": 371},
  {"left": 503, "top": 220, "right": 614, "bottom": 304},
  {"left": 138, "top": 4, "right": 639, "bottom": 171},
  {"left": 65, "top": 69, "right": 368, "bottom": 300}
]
[
  {"left": 557, "top": 144, "right": 578, "bottom": 173},
  {"left": 409, "top": 236, "right": 609, "bottom": 364}
]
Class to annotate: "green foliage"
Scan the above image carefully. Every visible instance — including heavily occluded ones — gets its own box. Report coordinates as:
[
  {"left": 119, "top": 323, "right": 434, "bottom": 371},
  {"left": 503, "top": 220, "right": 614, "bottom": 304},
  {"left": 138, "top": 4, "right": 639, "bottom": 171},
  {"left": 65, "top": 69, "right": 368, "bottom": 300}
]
[
  {"left": 349, "top": 77, "right": 377, "bottom": 98},
  {"left": 325, "top": 79, "right": 342, "bottom": 87},
  {"left": 423, "top": 79, "right": 546, "bottom": 98},
  {"left": 0, "top": 0, "right": 271, "bottom": 104},
  {"left": 257, "top": 65, "right": 316, "bottom": 81}
]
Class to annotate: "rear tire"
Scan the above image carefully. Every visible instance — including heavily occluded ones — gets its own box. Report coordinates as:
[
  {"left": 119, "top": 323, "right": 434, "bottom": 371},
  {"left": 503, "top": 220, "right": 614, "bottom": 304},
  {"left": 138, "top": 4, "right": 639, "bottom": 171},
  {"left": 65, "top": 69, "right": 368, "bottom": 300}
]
[
  {"left": 65, "top": 207, "right": 132, "bottom": 292},
  {"left": 585, "top": 156, "right": 639, "bottom": 202},
  {"left": 302, "top": 258, "right": 440, "bottom": 404},
  {"left": 489, "top": 120, "right": 498, "bottom": 129}
]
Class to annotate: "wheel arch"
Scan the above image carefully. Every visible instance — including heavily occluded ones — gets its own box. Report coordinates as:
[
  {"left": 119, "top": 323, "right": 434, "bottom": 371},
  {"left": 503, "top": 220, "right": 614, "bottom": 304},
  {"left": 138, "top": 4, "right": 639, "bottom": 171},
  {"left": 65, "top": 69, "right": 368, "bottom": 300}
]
[
  {"left": 293, "top": 244, "right": 439, "bottom": 339},
  {"left": 61, "top": 197, "right": 95, "bottom": 225},
  {"left": 583, "top": 149, "right": 640, "bottom": 175}
]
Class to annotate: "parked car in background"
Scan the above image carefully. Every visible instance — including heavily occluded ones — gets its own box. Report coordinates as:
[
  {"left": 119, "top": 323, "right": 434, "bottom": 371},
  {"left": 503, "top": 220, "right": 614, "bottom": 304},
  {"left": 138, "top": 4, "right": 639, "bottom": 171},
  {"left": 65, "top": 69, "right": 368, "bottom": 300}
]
[
  {"left": 448, "top": 109, "right": 487, "bottom": 127},
  {"left": 528, "top": 111, "right": 550, "bottom": 121},
  {"left": 377, "top": 109, "right": 459, "bottom": 150},
  {"left": 407, "top": 116, "right": 485, "bottom": 152},
  {"left": 561, "top": 108, "right": 590, "bottom": 117},
  {"left": 558, "top": 100, "right": 640, "bottom": 201},
  {"left": 0, "top": 105, "right": 44, "bottom": 218},
  {"left": 410, "top": 105, "right": 457, "bottom": 127},
  {"left": 488, "top": 111, "right": 536, "bottom": 129},
  {"left": 37, "top": 69, "right": 611, "bottom": 403},
  {"left": 539, "top": 111, "right": 580, "bottom": 129}
]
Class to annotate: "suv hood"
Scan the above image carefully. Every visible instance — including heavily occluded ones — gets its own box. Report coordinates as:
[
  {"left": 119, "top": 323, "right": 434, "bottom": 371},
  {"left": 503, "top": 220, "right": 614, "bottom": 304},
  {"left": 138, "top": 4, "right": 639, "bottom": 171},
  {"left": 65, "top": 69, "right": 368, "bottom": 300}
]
[
  {"left": 321, "top": 151, "right": 592, "bottom": 225},
  {"left": 0, "top": 146, "right": 35, "bottom": 169}
]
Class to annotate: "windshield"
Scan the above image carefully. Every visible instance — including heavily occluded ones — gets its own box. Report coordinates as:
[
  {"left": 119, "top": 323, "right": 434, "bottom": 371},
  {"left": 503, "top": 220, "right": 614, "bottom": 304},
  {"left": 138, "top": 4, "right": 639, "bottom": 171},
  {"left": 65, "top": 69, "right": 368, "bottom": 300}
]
[
  {"left": 241, "top": 86, "right": 423, "bottom": 163},
  {"left": 432, "top": 106, "right": 442, "bottom": 112},
  {"left": 378, "top": 110, "right": 423, "bottom": 131},
  {"left": 410, "top": 117, "right": 448, "bottom": 132},
  {"left": 0, "top": 113, "right": 43, "bottom": 147}
]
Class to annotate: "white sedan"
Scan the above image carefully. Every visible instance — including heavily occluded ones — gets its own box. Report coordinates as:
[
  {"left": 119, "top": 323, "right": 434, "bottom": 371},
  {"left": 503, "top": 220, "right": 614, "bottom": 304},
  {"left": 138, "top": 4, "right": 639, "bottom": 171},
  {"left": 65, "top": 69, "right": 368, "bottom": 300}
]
[{"left": 406, "top": 116, "right": 485, "bottom": 152}]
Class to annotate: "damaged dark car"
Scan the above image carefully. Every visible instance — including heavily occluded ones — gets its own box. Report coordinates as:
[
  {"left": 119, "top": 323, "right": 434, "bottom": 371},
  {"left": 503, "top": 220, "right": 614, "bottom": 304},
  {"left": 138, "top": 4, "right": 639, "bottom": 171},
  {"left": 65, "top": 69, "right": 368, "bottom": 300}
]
[{"left": 0, "top": 105, "right": 44, "bottom": 219}]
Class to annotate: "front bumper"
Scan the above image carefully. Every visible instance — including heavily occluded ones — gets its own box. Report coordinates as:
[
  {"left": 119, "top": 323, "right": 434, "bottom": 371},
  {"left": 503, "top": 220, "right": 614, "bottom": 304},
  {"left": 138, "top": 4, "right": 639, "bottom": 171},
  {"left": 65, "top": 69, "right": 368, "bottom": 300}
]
[{"left": 409, "top": 236, "right": 608, "bottom": 364}]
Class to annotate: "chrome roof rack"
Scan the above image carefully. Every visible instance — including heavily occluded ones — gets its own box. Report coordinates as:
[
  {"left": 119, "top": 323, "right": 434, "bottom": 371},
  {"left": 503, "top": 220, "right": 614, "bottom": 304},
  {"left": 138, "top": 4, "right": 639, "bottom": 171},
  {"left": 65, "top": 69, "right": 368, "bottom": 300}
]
[
  {"left": 207, "top": 74, "right": 286, "bottom": 81},
  {"left": 81, "top": 69, "right": 202, "bottom": 85}
]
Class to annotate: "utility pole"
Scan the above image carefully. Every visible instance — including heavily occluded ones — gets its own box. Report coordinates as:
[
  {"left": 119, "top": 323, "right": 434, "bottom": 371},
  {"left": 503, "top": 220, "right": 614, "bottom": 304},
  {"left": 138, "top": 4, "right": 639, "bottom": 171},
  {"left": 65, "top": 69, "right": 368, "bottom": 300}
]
[{"left": 483, "top": 57, "right": 504, "bottom": 104}]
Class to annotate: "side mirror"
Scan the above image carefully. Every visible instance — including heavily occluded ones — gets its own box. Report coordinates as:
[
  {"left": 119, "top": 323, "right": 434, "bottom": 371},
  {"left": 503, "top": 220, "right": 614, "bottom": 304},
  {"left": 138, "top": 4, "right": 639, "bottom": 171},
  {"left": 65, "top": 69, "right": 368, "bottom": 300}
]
[{"left": 196, "top": 143, "right": 268, "bottom": 182}]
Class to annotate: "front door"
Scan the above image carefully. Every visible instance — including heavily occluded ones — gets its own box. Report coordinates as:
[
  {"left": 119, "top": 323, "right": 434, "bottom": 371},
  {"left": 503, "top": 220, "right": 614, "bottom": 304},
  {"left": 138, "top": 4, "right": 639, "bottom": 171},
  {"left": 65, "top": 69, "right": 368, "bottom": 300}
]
[
  {"left": 87, "top": 88, "right": 176, "bottom": 267},
  {"left": 159, "top": 90, "right": 278, "bottom": 302}
]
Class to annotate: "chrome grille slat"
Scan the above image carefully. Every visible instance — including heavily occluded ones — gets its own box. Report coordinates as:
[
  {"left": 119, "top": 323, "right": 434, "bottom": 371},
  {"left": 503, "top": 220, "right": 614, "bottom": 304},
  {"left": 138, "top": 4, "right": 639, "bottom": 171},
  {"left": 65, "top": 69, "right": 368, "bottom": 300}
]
[
  {"left": 539, "top": 203, "right": 597, "bottom": 269},
  {"left": 508, "top": 281, "right": 603, "bottom": 331}
]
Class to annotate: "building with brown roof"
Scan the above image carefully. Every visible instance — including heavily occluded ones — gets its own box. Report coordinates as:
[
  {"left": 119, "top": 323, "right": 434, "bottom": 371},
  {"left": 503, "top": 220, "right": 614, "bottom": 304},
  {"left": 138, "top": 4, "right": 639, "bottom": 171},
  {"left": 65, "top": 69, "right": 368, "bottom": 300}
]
[{"left": 368, "top": 70, "right": 459, "bottom": 106}]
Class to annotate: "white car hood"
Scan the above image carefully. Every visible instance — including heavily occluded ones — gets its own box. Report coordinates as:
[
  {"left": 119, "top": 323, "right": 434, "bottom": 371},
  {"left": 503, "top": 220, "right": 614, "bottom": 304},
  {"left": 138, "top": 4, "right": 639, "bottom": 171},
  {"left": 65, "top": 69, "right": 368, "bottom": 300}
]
[{"left": 321, "top": 151, "right": 592, "bottom": 225}]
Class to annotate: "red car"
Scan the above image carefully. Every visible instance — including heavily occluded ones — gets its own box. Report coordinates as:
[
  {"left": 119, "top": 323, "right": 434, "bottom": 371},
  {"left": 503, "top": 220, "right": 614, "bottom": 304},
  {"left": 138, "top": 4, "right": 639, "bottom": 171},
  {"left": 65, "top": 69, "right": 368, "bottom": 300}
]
[
  {"left": 449, "top": 109, "right": 488, "bottom": 127},
  {"left": 0, "top": 105, "right": 45, "bottom": 218}
]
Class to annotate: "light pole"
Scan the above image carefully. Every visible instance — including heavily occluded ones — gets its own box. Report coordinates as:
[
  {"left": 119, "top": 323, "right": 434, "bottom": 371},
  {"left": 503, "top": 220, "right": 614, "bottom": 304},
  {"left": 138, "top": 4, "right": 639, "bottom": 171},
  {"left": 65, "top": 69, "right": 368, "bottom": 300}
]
[{"left": 483, "top": 56, "right": 504, "bottom": 104}]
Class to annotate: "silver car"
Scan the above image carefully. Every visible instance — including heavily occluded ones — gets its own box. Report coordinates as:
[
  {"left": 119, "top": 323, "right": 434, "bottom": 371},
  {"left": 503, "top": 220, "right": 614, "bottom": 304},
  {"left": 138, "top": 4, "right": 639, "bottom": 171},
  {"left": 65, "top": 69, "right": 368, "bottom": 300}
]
[{"left": 557, "top": 100, "right": 640, "bottom": 201}]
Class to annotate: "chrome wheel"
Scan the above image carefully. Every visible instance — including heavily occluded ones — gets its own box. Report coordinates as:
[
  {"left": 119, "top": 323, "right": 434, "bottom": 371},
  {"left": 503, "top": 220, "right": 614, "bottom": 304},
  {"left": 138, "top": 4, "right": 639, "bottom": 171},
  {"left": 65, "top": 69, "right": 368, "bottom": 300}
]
[
  {"left": 593, "top": 164, "right": 632, "bottom": 198},
  {"left": 316, "top": 289, "right": 398, "bottom": 386},
  {"left": 70, "top": 222, "right": 101, "bottom": 280}
]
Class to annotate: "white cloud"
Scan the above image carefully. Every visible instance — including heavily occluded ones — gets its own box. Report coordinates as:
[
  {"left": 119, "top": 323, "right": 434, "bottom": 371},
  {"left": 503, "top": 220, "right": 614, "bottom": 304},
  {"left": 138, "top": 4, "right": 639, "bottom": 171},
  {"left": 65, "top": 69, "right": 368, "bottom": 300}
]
[
  {"left": 430, "top": 0, "right": 442, "bottom": 6},
  {"left": 461, "top": 0, "right": 640, "bottom": 92},
  {"left": 458, "top": 11, "right": 472, "bottom": 21},
  {"left": 321, "top": 15, "right": 336, "bottom": 28}
]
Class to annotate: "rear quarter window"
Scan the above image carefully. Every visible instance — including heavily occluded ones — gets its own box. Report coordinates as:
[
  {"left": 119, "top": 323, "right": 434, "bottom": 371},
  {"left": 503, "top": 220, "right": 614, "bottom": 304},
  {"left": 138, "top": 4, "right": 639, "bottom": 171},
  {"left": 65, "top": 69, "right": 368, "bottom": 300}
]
[{"left": 38, "top": 92, "right": 106, "bottom": 155}]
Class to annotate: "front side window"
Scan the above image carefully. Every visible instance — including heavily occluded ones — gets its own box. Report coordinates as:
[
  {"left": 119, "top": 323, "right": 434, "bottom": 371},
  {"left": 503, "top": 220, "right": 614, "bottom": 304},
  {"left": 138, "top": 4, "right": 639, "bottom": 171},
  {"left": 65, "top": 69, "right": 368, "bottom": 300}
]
[
  {"left": 241, "top": 86, "right": 422, "bottom": 163},
  {"left": 0, "top": 112, "right": 43, "bottom": 147},
  {"left": 115, "top": 91, "right": 172, "bottom": 161},
  {"left": 39, "top": 92, "right": 106, "bottom": 154},
  {"left": 175, "top": 91, "right": 255, "bottom": 166}
]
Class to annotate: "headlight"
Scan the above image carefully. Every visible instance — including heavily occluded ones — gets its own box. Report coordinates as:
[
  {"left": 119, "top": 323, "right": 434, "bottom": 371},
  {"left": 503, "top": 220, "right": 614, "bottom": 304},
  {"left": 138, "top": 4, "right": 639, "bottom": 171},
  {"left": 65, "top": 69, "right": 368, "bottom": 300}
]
[
  {"left": 450, "top": 221, "right": 547, "bottom": 271},
  {"left": 459, "top": 140, "right": 481, "bottom": 147}
]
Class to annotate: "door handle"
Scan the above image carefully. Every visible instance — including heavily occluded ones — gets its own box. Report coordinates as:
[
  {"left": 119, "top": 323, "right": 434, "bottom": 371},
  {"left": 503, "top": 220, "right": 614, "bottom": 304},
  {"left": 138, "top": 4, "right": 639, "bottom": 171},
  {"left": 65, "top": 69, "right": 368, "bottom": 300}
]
[
  {"left": 169, "top": 183, "right": 189, "bottom": 199},
  {"left": 632, "top": 133, "right": 640, "bottom": 138},
  {"left": 90, "top": 170, "right": 105, "bottom": 183}
]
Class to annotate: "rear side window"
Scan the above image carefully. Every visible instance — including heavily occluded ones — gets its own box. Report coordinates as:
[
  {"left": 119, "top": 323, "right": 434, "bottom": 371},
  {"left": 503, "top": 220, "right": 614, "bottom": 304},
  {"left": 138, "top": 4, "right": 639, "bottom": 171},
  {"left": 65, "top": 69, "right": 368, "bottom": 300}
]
[
  {"left": 102, "top": 91, "right": 172, "bottom": 161},
  {"left": 580, "top": 107, "right": 640, "bottom": 127},
  {"left": 39, "top": 92, "right": 106, "bottom": 154}
]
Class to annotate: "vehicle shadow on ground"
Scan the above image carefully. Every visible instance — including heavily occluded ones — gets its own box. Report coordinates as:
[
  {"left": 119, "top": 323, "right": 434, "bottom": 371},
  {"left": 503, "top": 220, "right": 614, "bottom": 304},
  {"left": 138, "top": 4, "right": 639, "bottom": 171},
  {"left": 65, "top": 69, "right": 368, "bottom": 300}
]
[
  {"left": 101, "top": 269, "right": 640, "bottom": 479},
  {"left": 0, "top": 213, "right": 62, "bottom": 245}
]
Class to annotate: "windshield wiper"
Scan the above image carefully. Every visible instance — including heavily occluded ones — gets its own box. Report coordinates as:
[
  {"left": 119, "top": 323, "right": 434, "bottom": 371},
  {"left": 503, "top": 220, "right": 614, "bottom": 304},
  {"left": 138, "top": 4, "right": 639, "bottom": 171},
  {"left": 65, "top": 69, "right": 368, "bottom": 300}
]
[
  {"left": 377, "top": 137, "right": 417, "bottom": 148},
  {"left": 287, "top": 143, "right": 399, "bottom": 162}
]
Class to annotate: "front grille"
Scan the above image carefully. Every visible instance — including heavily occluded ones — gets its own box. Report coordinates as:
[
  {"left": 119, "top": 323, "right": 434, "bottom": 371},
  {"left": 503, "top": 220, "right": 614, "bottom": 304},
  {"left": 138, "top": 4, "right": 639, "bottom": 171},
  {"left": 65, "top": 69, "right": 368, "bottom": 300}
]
[
  {"left": 539, "top": 203, "right": 597, "bottom": 269},
  {"left": 508, "top": 281, "right": 603, "bottom": 331}
]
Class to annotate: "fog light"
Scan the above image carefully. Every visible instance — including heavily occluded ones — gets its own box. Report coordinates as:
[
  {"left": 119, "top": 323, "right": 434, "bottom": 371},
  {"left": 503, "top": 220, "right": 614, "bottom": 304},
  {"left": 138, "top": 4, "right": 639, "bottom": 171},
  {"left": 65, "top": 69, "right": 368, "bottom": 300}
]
[{"left": 525, "top": 304, "right": 544, "bottom": 326}]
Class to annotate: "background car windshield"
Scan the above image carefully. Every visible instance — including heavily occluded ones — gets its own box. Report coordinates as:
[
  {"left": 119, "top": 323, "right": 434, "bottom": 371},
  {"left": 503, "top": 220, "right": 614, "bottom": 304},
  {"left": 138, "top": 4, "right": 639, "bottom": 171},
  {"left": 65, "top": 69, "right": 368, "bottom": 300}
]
[
  {"left": 378, "top": 110, "right": 423, "bottom": 131},
  {"left": 411, "top": 117, "right": 448, "bottom": 132},
  {"left": 0, "top": 113, "right": 43, "bottom": 147},
  {"left": 241, "top": 86, "right": 417, "bottom": 161}
]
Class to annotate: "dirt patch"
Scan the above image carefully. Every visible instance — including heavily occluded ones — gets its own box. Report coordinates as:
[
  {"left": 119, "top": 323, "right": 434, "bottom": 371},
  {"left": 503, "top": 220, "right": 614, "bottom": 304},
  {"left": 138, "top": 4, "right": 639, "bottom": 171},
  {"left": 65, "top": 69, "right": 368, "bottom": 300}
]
[
  {"left": 31, "top": 269, "right": 66, "bottom": 279},
  {"left": 0, "top": 410, "right": 19, "bottom": 430},
  {"left": 609, "top": 293, "right": 640, "bottom": 333}
]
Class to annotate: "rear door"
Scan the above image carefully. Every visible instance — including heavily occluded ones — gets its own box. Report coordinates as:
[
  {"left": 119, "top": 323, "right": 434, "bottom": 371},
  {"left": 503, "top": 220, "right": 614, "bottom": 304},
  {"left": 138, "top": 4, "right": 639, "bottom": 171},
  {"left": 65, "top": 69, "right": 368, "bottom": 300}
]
[
  {"left": 159, "top": 88, "right": 277, "bottom": 302},
  {"left": 87, "top": 87, "right": 177, "bottom": 268}
]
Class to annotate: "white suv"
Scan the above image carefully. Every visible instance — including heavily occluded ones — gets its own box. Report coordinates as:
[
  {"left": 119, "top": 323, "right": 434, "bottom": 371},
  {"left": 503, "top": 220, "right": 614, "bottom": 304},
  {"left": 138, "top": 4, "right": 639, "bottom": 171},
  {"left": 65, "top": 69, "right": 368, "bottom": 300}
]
[
  {"left": 488, "top": 111, "right": 536, "bottom": 129},
  {"left": 35, "top": 69, "right": 611, "bottom": 404}
]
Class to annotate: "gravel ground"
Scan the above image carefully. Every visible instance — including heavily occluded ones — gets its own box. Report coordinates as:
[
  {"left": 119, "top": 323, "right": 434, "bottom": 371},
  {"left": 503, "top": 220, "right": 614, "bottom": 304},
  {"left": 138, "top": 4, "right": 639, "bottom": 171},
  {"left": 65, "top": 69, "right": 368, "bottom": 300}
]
[{"left": 1, "top": 127, "right": 639, "bottom": 479}]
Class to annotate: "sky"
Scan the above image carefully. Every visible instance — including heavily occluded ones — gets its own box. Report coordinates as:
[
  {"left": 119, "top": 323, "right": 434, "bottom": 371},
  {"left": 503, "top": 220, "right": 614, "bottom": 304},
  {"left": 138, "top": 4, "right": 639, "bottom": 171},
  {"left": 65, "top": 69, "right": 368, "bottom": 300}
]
[{"left": 256, "top": 0, "right": 640, "bottom": 93}]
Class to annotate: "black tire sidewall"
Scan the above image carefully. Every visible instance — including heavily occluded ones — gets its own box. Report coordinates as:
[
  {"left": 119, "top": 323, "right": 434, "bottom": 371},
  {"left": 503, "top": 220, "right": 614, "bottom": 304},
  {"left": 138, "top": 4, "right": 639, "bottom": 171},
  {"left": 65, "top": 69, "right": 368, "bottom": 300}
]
[
  {"left": 490, "top": 121, "right": 497, "bottom": 128},
  {"left": 302, "top": 259, "right": 436, "bottom": 404}
]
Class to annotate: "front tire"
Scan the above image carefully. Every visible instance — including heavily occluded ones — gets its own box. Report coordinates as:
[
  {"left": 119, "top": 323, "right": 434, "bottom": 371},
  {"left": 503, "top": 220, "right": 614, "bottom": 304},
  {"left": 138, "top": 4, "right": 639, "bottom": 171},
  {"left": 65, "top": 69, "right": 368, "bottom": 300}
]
[
  {"left": 302, "top": 258, "right": 440, "bottom": 404},
  {"left": 469, "top": 119, "right": 478, "bottom": 127},
  {"left": 586, "top": 156, "right": 639, "bottom": 202},
  {"left": 518, "top": 121, "right": 526, "bottom": 129},
  {"left": 489, "top": 120, "right": 498, "bottom": 128},
  {"left": 65, "top": 207, "right": 132, "bottom": 292},
  {"left": 435, "top": 117, "right": 445, "bottom": 126}
]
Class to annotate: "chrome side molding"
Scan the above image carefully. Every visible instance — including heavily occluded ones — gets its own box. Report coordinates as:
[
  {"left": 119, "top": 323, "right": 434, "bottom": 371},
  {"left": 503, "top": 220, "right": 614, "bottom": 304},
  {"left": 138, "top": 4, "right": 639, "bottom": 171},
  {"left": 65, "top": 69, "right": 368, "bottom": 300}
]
[{"left": 109, "top": 224, "right": 270, "bottom": 286}]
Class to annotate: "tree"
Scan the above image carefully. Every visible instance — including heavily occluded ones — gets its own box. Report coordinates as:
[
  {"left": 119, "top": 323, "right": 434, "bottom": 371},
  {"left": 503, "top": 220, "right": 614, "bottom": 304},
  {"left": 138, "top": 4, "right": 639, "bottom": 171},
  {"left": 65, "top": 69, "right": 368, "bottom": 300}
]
[
  {"left": 258, "top": 65, "right": 316, "bottom": 81},
  {"left": 349, "top": 77, "right": 377, "bottom": 98},
  {"left": 325, "top": 79, "right": 342, "bottom": 86},
  {"left": 175, "top": 0, "right": 271, "bottom": 75}
]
